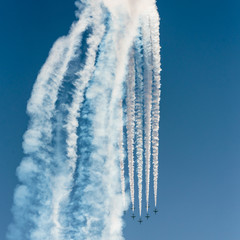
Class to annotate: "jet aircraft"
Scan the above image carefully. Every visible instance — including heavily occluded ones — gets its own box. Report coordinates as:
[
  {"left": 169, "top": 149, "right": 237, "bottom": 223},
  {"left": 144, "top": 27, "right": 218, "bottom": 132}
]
[
  {"left": 145, "top": 213, "right": 150, "bottom": 220},
  {"left": 138, "top": 218, "right": 143, "bottom": 224},
  {"left": 153, "top": 208, "right": 158, "bottom": 214}
]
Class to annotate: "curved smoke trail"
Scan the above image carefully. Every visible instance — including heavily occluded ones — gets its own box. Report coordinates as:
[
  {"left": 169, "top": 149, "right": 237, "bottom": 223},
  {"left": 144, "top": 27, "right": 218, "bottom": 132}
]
[
  {"left": 59, "top": 4, "right": 106, "bottom": 237},
  {"left": 8, "top": 6, "right": 92, "bottom": 239},
  {"left": 8, "top": 1, "right": 161, "bottom": 239}
]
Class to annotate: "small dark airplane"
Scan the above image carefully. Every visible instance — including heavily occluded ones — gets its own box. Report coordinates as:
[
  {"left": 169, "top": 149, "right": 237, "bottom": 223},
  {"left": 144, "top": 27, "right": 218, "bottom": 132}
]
[
  {"left": 145, "top": 213, "right": 150, "bottom": 220},
  {"left": 153, "top": 208, "right": 158, "bottom": 214},
  {"left": 138, "top": 218, "right": 143, "bottom": 224},
  {"left": 131, "top": 213, "right": 136, "bottom": 220}
]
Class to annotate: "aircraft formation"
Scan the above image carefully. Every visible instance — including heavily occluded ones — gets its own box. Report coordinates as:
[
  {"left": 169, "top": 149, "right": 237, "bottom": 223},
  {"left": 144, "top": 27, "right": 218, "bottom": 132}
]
[{"left": 127, "top": 205, "right": 158, "bottom": 224}]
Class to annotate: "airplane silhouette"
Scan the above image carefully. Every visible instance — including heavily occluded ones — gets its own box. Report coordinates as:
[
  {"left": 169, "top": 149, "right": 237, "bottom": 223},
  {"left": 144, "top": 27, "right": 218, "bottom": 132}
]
[{"left": 145, "top": 213, "right": 150, "bottom": 220}]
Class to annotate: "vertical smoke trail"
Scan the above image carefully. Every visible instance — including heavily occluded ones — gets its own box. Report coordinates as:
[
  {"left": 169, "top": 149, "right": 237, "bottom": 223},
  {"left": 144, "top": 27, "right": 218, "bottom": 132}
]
[
  {"left": 8, "top": 1, "right": 161, "bottom": 239},
  {"left": 58, "top": 2, "right": 145, "bottom": 238},
  {"left": 126, "top": 51, "right": 136, "bottom": 211},
  {"left": 141, "top": 13, "right": 153, "bottom": 213},
  {"left": 76, "top": 23, "right": 121, "bottom": 239},
  {"left": 119, "top": 101, "right": 126, "bottom": 207},
  {"left": 73, "top": 6, "right": 142, "bottom": 237},
  {"left": 149, "top": 5, "right": 161, "bottom": 207},
  {"left": 134, "top": 34, "right": 144, "bottom": 216},
  {"left": 7, "top": 10, "right": 92, "bottom": 239},
  {"left": 100, "top": 1, "right": 148, "bottom": 233},
  {"left": 65, "top": 3, "right": 105, "bottom": 200},
  {"left": 55, "top": 5, "right": 106, "bottom": 236},
  {"left": 49, "top": 4, "right": 106, "bottom": 238}
]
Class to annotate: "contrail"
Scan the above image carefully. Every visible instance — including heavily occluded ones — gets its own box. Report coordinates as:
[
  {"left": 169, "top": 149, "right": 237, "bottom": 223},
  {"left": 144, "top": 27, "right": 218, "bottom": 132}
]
[
  {"left": 7, "top": 7, "right": 91, "bottom": 239},
  {"left": 57, "top": 5, "right": 106, "bottom": 237},
  {"left": 75, "top": 7, "right": 139, "bottom": 238},
  {"left": 104, "top": 0, "right": 154, "bottom": 216},
  {"left": 126, "top": 51, "right": 136, "bottom": 212},
  {"left": 134, "top": 34, "right": 144, "bottom": 216},
  {"left": 119, "top": 101, "right": 126, "bottom": 207},
  {"left": 8, "top": 0, "right": 161, "bottom": 239},
  {"left": 65, "top": 21, "right": 105, "bottom": 172},
  {"left": 149, "top": 5, "right": 161, "bottom": 207},
  {"left": 141, "top": 12, "right": 153, "bottom": 213},
  {"left": 60, "top": 1, "right": 145, "bottom": 238},
  {"left": 47, "top": 3, "right": 106, "bottom": 238}
]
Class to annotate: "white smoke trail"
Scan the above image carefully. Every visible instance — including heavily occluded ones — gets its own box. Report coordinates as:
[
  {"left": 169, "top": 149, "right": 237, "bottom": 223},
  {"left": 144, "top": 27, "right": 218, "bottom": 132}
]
[
  {"left": 103, "top": 0, "right": 154, "bottom": 217},
  {"left": 8, "top": 1, "right": 161, "bottom": 239},
  {"left": 76, "top": 15, "right": 129, "bottom": 240},
  {"left": 149, "top": 5, "right": 161, "bottom": 207},
  {"left": 65, "top": 3, "right": 105, "bottom": 200},
  {"left": 119, "top": 101, "right": 126, "bottom": 207},
  {"left": 99, "top": 1, "right": 154, "bottom": 236},
  {"left": 7, "top": 4, "right": 100, "bottom": 240},
  {"left": 52, "top": 3, "right": 106, "bottom": 237},
  {"left": 59, "top": 2, "right": 143, "bottom": 238},
  {"left": 141, "top": 12, "right": 153, "bottom": 213},
  {"left": 134, "top": 35, "right": 144, "bottom": 216},
  {"left": 126, "top": 51, "right": 136, "bottom": 212}
]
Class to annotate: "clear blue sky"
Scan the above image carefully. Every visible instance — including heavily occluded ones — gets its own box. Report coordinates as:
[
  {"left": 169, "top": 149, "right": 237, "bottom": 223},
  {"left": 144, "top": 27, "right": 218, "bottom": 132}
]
[{"left": 0, "top": 0, "right": 240, "bottom": 240}]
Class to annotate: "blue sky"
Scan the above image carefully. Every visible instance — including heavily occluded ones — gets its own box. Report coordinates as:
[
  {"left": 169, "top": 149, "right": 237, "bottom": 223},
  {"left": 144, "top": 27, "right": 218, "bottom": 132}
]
[{"left": 0, "top": 0, "right": 240, "bottom": 239}]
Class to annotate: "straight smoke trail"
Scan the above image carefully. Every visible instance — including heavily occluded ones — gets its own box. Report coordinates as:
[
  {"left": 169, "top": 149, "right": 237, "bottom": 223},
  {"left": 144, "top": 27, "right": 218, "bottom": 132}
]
[
  {"left": 126, "top": 52, "right": 136, "bottom": 212},
  {"left": 134, "top": 35, "right": 144, "bottom": 216},
  {"left": 119, "top": 101, "right": 126, "bottom": 207},
  {"left": 141, "top": 12, "right": 153, "bottom": 213},
  {"left": 8, "top": 1, "right": 161, "bottom": 239},
  {"left": 149, "top": 5, "right": 161, "bottom": 207}
]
